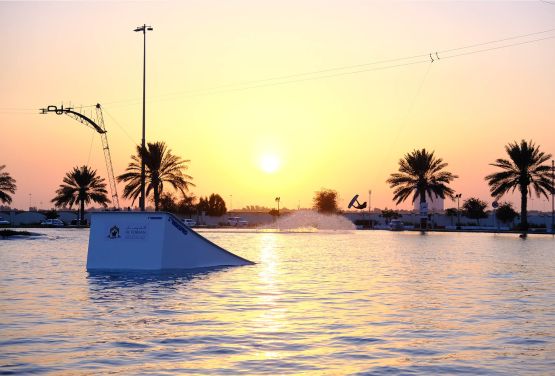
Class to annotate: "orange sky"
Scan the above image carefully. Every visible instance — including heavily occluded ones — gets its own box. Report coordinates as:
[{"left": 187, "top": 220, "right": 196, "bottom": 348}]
[{"left": 1, "top": 1, "right": 554, "bottom": 212}]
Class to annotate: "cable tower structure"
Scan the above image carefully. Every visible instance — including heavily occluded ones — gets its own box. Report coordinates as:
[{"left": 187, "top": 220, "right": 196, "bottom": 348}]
[{"left": 40, "top": 103, "right": 120, "bottom": 209}]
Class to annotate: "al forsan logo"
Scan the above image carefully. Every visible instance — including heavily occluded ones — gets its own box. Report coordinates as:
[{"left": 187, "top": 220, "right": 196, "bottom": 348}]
[{"left": 108, "top": 225, "right": 120, "bottom": 239}]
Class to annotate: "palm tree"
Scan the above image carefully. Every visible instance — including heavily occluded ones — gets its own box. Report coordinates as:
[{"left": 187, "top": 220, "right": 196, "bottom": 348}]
[
  {"left": 387, "top": 148, "right": 458, "bottom": 229},
  {"left": 51, "top": 166, "right": 110, "bottom": 224},
  {"left": 485, "top": 140, "right": 554, "bottom": 231},
  {"left": 0, "top": 165, "right": 17, "bottom": 205},
  {"left": 117, "top": 142, "right": 194, "bottom": 211}
]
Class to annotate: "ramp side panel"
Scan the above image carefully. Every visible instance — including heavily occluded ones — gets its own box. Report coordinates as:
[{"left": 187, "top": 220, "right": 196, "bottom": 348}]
[
  {"left": 161, "top": 215, "right": 253, "bottom": 268},
  {"left": 87, "top": 213, "right": 166, "bottom": 270}
]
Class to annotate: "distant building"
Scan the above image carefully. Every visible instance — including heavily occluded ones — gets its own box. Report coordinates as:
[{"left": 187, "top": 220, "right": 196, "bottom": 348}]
[{"left": 413, "top": 196, "right": 444, "bottom": 212}]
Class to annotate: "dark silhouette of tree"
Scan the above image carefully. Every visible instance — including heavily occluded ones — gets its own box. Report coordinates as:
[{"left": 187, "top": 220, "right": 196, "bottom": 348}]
[
  {"left": 387, "top": 148, "right": 457, "bottom": 229},
  {"left": 177, "top": 194, "right": 197, "bottom": 216},
  {"left": 159, "top": 192, "right": 178, "bottom": 213},
  {"left": 445, "top": 208, "right": 458, "bottom": 226},
  {"left": 380, "top": 208, "right": 402, "bottom": 224},
  {"left": 485, "top": 140, "right": 554, "bottom": 231},
  {"left": 462, "top": 197, "right": 488, "bottom": 226},
  {"left": 313, "top": 188, "right": 339, "bottom": 214},
  {"left": 0, "top": 165, "right": 17, "bottom": 204},
  {"left": 43, "top": 209, "right": 59, "bottom": 219},
  {"left": 197, "top": 197, "right": 209, "bottom": 214},
  {"left": 207, "top": 194, "right": 227, "bottom": 216},
  {"left": 51, "top": 166, "right": 110, "bottom": 224},
  {"left": 196, "top": 194, "right": 227, "bottom": 216},
  {"left": 495, "top": 202, "right": 519, "bottom": 227},
  {"left": 117, "top": 142, "right": 194, "bottom": 211}
]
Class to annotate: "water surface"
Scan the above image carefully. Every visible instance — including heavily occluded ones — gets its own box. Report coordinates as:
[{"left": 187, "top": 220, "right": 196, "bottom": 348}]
[{"left": 1, "top": 229, "right": 554, "bottom": 374}]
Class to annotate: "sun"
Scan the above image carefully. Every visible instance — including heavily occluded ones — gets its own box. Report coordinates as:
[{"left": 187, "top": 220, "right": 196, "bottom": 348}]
[{"left": 259, "top": 154, "right": 281, "bottom": 173}]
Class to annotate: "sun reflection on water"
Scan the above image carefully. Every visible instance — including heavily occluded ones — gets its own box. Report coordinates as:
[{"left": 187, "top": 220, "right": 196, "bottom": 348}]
[{"left": 253, "top": 233, "right": 287, "bottom": 360}]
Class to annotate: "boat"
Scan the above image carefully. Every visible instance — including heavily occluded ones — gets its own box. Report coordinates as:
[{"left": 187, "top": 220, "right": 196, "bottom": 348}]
[
  {"left": 389, "top": 219, "right": 405, "bottom": 231},
  {"left": 87, "top": 211, "right": 253, "bottom": 271}
]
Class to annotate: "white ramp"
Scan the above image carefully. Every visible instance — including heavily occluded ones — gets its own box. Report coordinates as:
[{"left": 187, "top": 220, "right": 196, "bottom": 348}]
[{"left": 87, "top": 212, "right": 253, "bottom": 271}]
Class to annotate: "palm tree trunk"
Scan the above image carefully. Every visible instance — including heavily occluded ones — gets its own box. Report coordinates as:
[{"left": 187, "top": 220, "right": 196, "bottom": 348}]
[
  {"left": 154, "top": 186, "right": 160, "bottom": 211},
  {"left": 80, "top": 198, "right": 85, "bottom": 225},
  {"left": 520, "top": 185, "right": 528, "bottom": 231},
  {"left": 419, "top": 191, "right": 427, "bottom": 230}
]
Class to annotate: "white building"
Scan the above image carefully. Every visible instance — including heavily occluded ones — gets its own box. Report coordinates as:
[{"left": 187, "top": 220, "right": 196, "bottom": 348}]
[{"left": 413, "top": 196, "right": 444, "bottom": 212}]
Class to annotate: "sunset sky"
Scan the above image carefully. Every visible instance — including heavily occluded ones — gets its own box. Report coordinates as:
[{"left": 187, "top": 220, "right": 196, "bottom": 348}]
[{"left": 1, "top": 1, "right": 554, "bottom": 212}]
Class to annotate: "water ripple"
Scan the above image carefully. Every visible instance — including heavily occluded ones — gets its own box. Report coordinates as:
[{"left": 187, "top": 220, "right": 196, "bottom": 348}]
[{"left": 1, "top": 229, "right": 554, "bottom": 374}]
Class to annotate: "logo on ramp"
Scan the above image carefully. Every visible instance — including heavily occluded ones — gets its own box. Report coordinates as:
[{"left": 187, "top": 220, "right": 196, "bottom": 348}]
[{"left": 108, "top": 225, "right": 120, "bottom": 239}]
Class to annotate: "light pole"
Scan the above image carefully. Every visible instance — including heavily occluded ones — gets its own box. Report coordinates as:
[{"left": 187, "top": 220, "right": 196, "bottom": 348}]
[
  {"left": 455, "top": 193, "right": 462, "bottom": 229},
  {"left": 134, "top": 24, "right": 153, "bottom": 211},
  {"left": 368, "top": 189, "right": 372, "bottom": 213}
]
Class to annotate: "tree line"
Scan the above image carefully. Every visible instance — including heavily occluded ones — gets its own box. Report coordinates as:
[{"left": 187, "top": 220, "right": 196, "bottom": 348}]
[
  {"left": 376, "top": 199, "right": 518, "bottom": 227},
  {"left": 158, "top": 192, "right": 228, "bottom": 217},
  {"left": 312, "top": 140, "right": 553, "bottom": 231},
  {"left": 1, "top": 139, "right": 553, "bottom": 231}
]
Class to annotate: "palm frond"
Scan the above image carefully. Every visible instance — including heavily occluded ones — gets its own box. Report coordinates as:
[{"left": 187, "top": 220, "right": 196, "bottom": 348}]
[
  {"left": 117, "top": 141, "right": 195, "bottom": 210},
  {"left": 387, "top": 148, "right": 457, "bottom": 206},
  {"left": 51, "top": 166, "right": 110, "bottom": 208}
]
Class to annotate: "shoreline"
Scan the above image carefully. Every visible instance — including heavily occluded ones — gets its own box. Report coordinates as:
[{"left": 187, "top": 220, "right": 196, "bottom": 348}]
[
  {"left": 2, "top": 225, "right": 553, "bottom": 237},
  {"left": 381, "top": 228, "right": 554, "bottom": 236}
]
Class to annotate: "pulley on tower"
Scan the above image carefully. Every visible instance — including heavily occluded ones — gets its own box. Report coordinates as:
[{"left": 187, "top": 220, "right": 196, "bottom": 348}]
[{"left": 40, "top": 103, "right": 120, "bottom": 209}]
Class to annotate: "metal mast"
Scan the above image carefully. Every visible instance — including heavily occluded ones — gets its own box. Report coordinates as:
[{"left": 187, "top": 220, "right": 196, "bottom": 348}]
[
  {"left": 40, "top": 104, "right": 120, "bottom": 209},
  {"left": 134, "top": 24, "right": 153, "bottom": 211},
  {"left": 95, "top": 104, "right": 119, "bottom": 209}
]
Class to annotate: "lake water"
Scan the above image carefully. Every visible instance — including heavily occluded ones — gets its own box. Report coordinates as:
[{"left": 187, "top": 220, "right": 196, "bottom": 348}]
[{"left": 1, "top": 229, "right": 554, "bottom": 375}]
